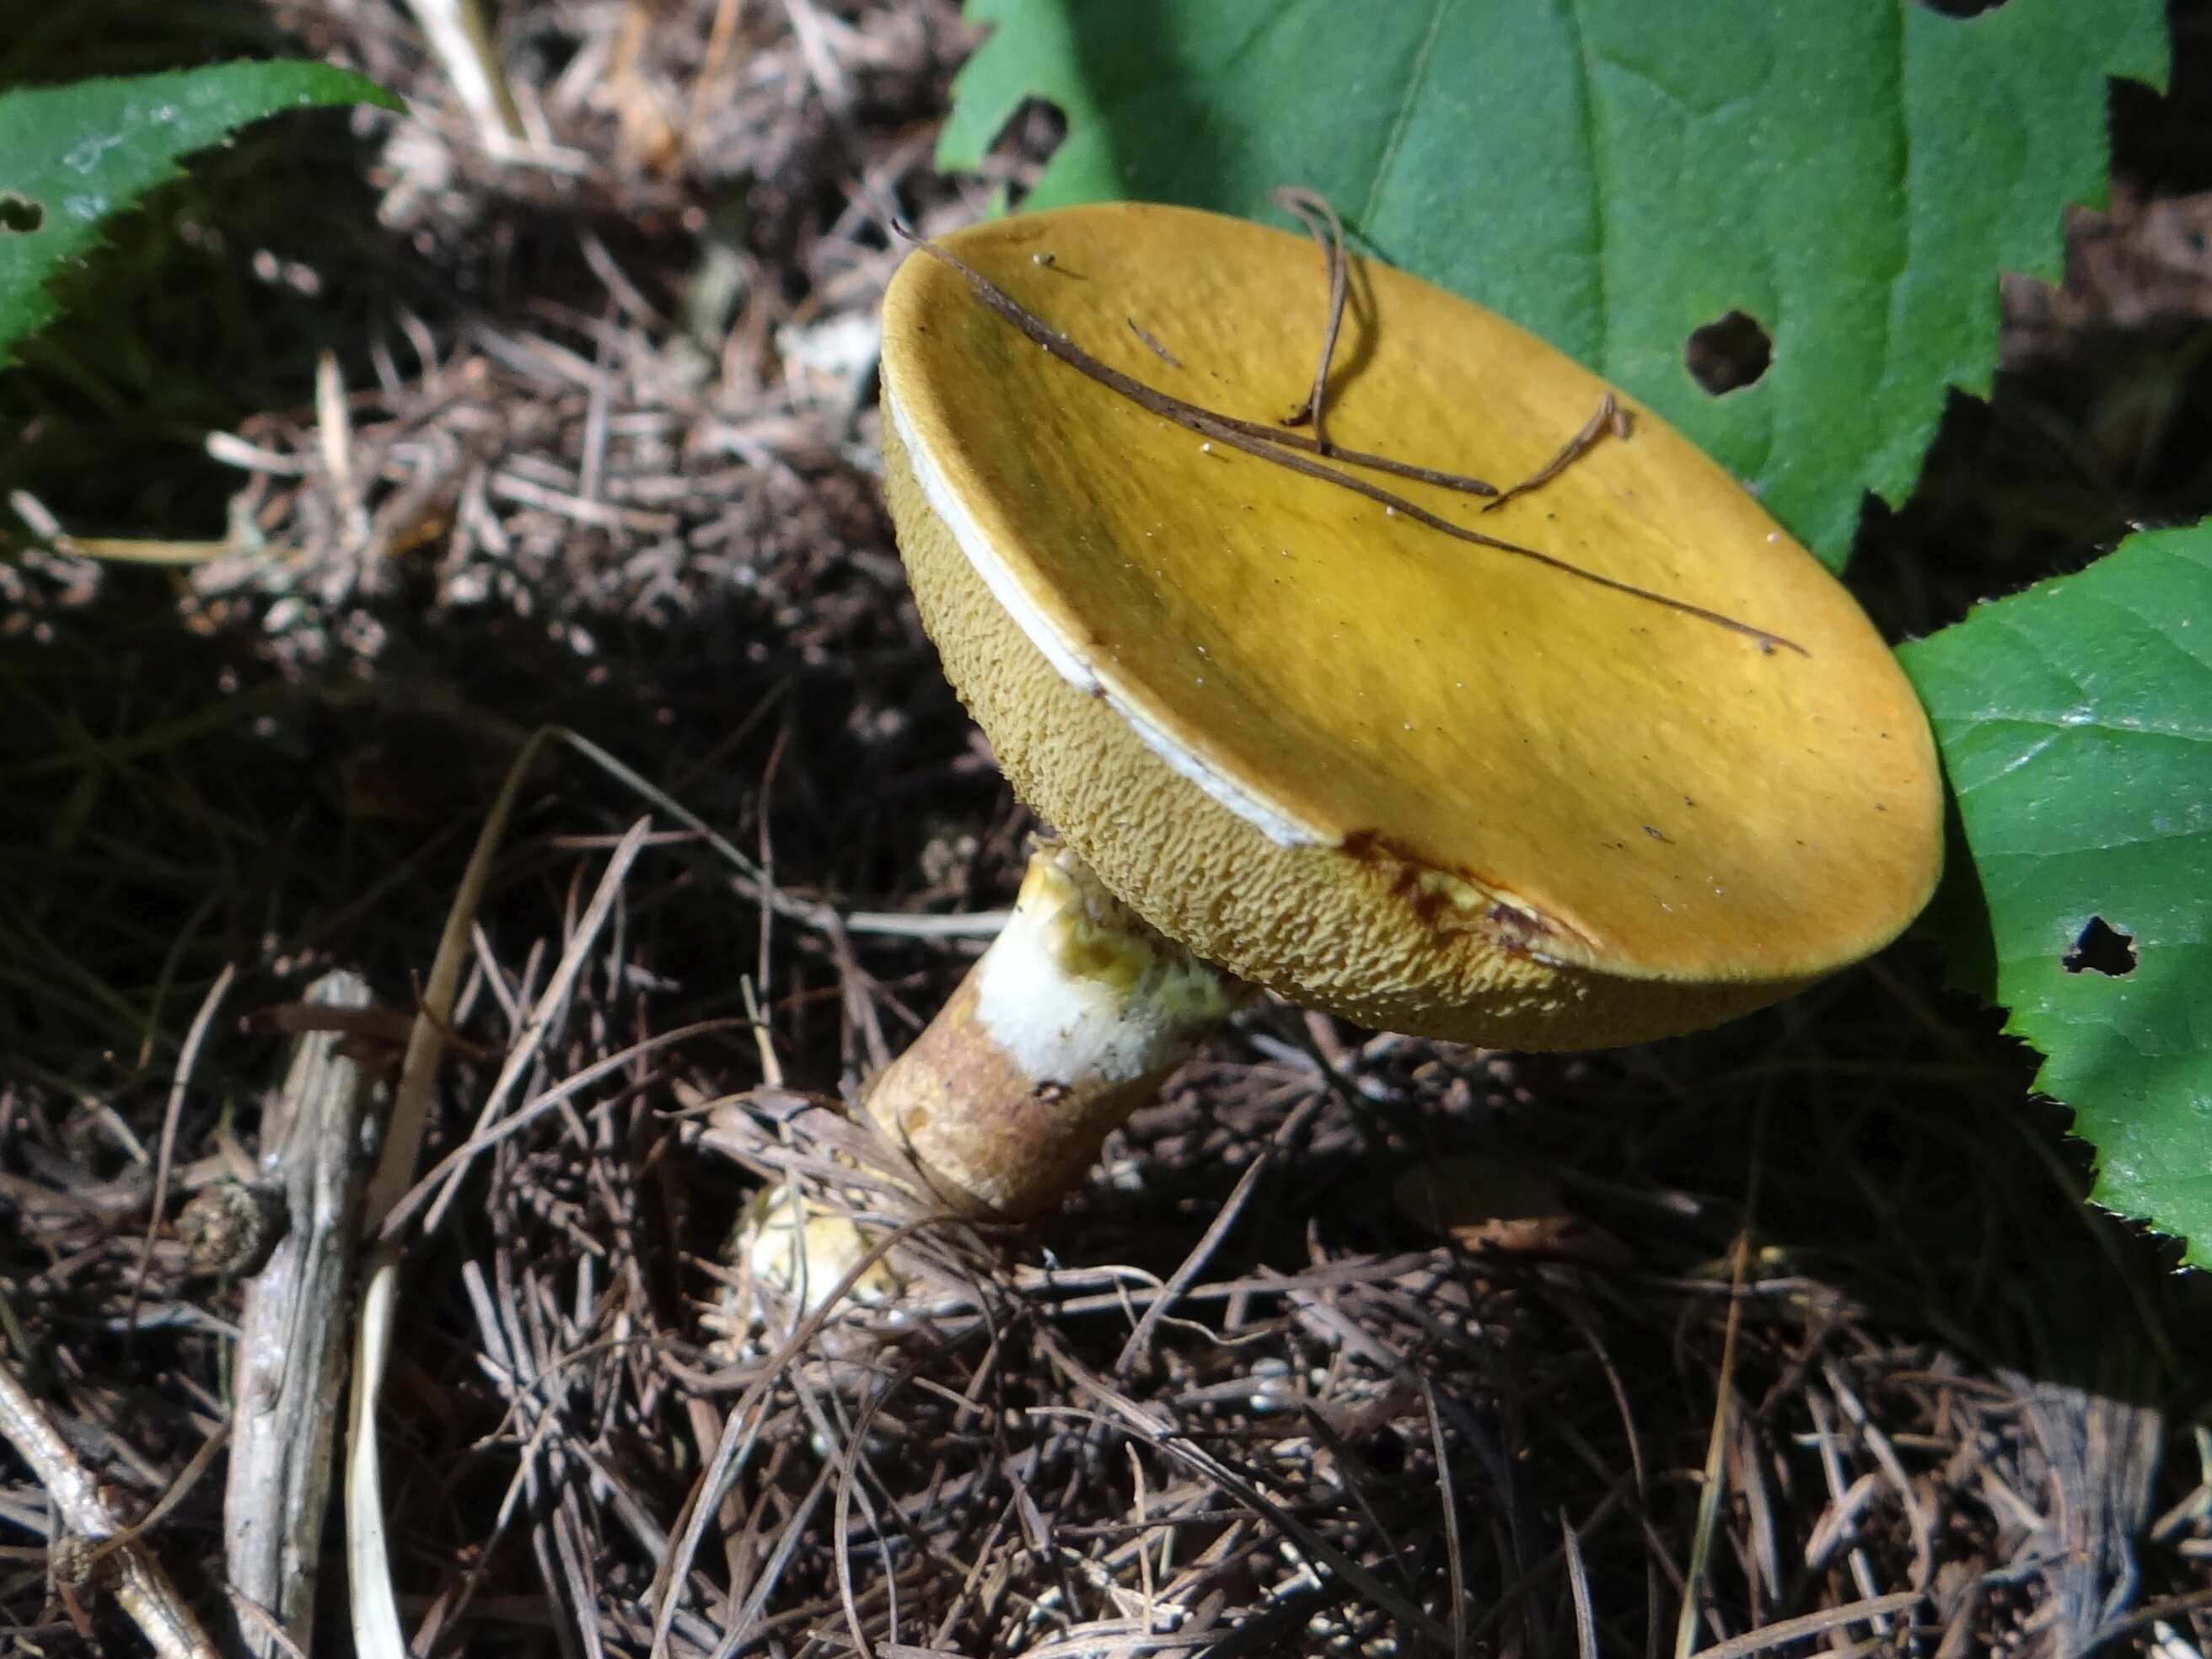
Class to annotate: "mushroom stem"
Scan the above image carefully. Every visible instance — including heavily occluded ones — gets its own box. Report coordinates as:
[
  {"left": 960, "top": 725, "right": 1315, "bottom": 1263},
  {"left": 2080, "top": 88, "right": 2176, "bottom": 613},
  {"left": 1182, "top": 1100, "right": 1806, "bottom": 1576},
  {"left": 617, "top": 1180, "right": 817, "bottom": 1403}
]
[{"left": 867, "top": 840, "right": 1251, "bottom": 1219}]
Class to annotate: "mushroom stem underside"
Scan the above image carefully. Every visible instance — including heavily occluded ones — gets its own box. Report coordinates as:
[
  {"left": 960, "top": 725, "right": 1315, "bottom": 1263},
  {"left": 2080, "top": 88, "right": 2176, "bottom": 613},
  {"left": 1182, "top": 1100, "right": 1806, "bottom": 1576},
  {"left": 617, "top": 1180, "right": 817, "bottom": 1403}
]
[{"left": 865, "top": 840, "right": 1250, "bottom": 1219}]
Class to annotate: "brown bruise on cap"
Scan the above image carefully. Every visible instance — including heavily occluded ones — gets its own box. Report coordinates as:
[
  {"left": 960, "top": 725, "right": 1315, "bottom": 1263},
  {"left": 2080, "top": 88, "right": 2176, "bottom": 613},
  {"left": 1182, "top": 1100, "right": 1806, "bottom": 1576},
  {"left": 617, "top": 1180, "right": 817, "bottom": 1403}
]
[
  {"left": 1336, "top": 829, "right": 1593, "bottom": 960},
  {"left": 878, "top": 203, "right": 1945, "bottom": 1049}
]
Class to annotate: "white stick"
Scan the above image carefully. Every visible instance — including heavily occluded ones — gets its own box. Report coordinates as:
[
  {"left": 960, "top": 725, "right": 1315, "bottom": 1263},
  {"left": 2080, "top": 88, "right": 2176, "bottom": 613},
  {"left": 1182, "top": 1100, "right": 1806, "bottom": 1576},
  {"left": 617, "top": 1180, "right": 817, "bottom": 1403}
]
[
  {"left": 401, "top": 0, "right": 525, "bottom": 150},
  {"left": 0, "top": 1356, "right": 219, "bottom": 1659},
  {"left": 226, "top": 970, "right": 379, "bottom": 1658}
]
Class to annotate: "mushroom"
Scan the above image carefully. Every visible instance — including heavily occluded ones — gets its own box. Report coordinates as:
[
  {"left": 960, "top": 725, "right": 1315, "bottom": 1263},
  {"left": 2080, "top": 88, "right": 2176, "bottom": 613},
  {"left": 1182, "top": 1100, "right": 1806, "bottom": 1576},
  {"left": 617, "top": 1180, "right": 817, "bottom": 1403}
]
[{"left": 856, "top": 200, "right": 1941, "bottom": 1225}]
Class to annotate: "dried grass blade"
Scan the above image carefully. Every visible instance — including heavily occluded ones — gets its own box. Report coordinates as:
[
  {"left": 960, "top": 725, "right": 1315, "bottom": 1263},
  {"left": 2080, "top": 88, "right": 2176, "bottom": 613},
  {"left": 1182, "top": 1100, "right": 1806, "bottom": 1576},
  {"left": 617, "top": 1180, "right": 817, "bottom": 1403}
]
[
  {"left": 1672, "top": 1230, "right": 1752, "bottom": 1659},
  {"left": 1561, "top": 1514, "right": 1598, "bottom": 1659},
  {"left": 1687, "top": 1591, "right": 1923, "bottom": 1659},
  {"left": 347, "top": 726, "right": 558, "bottom": 1659},
  {"left": 410, "top": 815, "right": 657, "bottom": 1238},
  {"left": 127, "top": 963, "right": 235, "bottom": 1329}
]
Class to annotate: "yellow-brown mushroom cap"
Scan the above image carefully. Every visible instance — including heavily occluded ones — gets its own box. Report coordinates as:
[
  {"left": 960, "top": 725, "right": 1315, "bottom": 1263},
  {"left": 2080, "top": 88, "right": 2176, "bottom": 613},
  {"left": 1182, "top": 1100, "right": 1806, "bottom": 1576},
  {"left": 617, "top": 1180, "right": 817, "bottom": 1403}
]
[{"left": 878, "top": 202, "right": 1943, "bottom": 1049}]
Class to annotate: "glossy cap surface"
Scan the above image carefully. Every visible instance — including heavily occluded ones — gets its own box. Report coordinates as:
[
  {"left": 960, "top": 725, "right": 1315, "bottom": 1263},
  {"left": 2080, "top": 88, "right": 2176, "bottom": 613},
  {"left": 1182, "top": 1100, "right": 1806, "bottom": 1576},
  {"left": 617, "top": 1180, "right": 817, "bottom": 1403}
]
[{"left": 878, "top": 202, "right": 1942, "bottom": 1046}]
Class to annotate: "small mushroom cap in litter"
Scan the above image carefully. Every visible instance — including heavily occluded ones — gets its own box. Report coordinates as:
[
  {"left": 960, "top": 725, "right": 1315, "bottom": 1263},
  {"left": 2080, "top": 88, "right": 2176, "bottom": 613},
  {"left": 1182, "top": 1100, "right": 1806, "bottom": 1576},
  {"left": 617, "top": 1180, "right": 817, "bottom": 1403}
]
[{"left": 878, "top": 202, "right": 1942, "bottom": 1048}]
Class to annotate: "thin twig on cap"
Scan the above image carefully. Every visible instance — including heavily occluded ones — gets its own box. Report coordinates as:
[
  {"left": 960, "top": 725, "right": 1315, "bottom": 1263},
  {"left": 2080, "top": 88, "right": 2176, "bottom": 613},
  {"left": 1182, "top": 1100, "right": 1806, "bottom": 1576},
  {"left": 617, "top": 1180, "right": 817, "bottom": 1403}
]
[
  {"left": 1484, "top": 391, "right": 1634, "bottom": 513},
  {"left": 894, "top": 226, "right": 1806, "bottom": 657},
  {"left": 1269, "top": 185, "right": 1351, "bottom": 453}
]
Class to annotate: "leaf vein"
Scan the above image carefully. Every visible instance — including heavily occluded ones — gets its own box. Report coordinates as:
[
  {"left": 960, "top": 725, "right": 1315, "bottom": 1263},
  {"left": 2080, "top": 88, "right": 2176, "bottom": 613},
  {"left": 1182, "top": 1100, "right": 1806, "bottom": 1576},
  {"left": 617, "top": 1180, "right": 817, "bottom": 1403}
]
[
  {"left": 1360, "top": 0, "right": 1451, "bottom": 230},
  {"left": 1553, "top": 0, "right": 1611, "bottom": 368}
]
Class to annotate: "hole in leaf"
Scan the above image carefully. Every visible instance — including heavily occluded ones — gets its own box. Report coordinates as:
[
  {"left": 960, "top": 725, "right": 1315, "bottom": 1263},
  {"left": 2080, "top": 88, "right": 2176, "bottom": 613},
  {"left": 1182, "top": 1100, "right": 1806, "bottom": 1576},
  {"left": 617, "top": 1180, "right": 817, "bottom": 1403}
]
[
  {"left": 0, "top": 193, "right": 44, "bottom": 234},
  {"left": 2062, "top": 915, "right": 2136, "bottom": 977},
  {"left": 1686, "top": 310, "right": 1771, "bottom": 395},
  {"left": 1917, "top": 0, "right": 2007, "bottom": 15},
  {"left": 992, "top": 98, "right": 1069, "bottom": 210}
]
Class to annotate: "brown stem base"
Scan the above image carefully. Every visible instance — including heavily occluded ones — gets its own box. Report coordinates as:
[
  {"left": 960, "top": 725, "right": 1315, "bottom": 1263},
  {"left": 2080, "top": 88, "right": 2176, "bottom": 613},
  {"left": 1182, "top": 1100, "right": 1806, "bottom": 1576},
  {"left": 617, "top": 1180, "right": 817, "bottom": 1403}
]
[{"left": 865, "top": 841, "right": 1249, "bottom": 1220}]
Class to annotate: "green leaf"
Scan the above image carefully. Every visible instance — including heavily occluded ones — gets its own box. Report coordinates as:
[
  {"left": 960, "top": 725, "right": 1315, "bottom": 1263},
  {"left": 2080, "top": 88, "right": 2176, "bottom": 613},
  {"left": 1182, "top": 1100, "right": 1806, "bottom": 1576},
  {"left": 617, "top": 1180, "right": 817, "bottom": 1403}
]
[
  {"left": 1900, "top": 527, "right": 2212, "bottom": 1259},
  {"left": 941, "top": 0, "right": 2164, "bottom": 568},
  {"left": 0, "top": 62, "right": 400, "bottom": 370}
]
